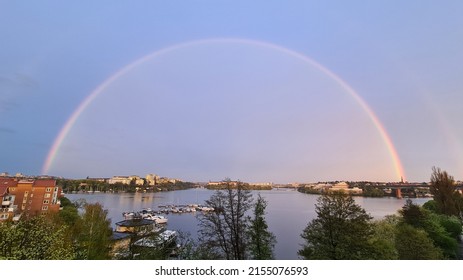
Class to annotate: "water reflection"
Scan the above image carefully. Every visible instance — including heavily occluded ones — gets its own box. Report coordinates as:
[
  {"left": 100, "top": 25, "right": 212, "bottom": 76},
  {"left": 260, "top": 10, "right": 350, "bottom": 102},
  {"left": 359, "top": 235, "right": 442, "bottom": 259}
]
[{"left": 65, "top": 189, "right": 430, "bottom": 259}]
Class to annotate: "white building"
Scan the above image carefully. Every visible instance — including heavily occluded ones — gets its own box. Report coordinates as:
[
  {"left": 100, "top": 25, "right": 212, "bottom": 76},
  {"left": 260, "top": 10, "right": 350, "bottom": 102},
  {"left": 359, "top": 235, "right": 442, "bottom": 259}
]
[
  {"left": 328, "top": 182, "right": 362, "bottom": 194},
  {"left": 146, "top": 174, "right": 160, "bottom": 186},
  {"left": 109, "top": 176, "right": 144, "bottom": 186}
]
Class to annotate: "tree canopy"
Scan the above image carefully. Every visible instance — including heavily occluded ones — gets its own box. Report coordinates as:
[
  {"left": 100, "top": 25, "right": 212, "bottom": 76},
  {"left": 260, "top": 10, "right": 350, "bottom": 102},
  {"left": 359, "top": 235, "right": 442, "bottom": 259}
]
[
  {"left": 73, "top": 202, "right": 113, "bottom": 260},
  {"left": 197, "top": 180, "right": 253, "bottom": 259},
  {"left": 0, "top": 216, "right": 74, "bottom": 260},
  {"left": 430, "top": 167, "right": 462, "bottom": 217},
  {"left": 399, "top": 199, "right": 460, "bottom": 259},
  {"left": 247, "top": 194, "right": 276, "bottom": 259},
  {"left": 299, "top": 191, "right": 377, "bottom": 259}
]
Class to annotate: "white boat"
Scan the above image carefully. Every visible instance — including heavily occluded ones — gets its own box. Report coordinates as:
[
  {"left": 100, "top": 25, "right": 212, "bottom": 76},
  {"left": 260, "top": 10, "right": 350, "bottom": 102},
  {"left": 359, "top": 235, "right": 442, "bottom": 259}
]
[
  {"left": 160, "top": 230, "right": 177, "bottom": 242},
  {"left": 153, "top": 215, "right": 168, "bottom": 224},
  {"left": 198, "top": 206, "right": 214, "bottom": 212},
  {"left": 123, "top": 212, "right": 137, "bottom": 219},
  {"left": 133, "top": 230, "right": 177, "bottom": 248},
  {"left": 143, "top": 214, "right": 168, "bottom": 224}
]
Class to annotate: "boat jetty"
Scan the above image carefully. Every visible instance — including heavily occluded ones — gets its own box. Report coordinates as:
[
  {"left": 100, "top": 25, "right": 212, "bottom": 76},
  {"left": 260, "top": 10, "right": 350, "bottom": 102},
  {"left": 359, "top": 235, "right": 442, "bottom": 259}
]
[
  {"left": 122, "top": 204, "right": 214, "bottom": 221},
  {"left": 157, "top": 204, "right": 215, "bottom": 214}
]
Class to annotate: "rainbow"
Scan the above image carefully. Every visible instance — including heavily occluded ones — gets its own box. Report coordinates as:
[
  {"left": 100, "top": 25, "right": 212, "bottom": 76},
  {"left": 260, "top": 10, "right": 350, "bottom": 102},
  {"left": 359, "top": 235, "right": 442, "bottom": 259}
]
[{"left": 42, "top": 38, "right": 406, "bottom": 181}]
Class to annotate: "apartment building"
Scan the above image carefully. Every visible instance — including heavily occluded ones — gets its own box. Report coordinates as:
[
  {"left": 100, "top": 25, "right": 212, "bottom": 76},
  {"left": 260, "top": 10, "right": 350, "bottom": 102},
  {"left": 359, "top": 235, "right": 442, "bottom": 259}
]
[
  {"left": 0, "top": 178, "right": 17, "bottom": 221},
  {"left": 108, "top": 175, "right": 144, "bottom": 186},
  {"left": 0, "top": 178, "right": 62, "bottom": 221}
]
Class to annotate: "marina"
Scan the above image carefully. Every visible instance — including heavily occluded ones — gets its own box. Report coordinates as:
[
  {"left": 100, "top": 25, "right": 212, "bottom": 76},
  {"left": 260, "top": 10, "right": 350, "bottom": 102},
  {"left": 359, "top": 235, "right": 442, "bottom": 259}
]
[
  {"left": 66, "top": 188, "right": 431, "bottom": 259},
  {"left": 121, "top": 204, "right": 215, "bottom": 225}
]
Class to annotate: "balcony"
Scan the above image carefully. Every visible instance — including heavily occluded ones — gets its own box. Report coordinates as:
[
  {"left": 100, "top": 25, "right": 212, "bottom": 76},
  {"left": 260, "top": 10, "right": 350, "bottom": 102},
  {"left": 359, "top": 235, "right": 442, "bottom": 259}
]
[{"left": 0, "top": 207, "right": 14, "bottom": 213}]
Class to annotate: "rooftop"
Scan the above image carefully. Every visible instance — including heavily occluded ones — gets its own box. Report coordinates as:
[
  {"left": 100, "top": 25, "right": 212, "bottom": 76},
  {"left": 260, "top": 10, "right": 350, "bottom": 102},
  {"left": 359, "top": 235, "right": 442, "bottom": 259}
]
[
  {"left": 111, "top": 231, "right": 132, "bottom": 240},
  {"left": 115, "top": 219, "right": 155, "bottom": 227},
  {"left": 33, "top": 179, "right": 56, "bottom": 187},
  {"left": 0, "top": 178, "right": 18, "bottom": 188},
  {"left": 0, "top": 185, "right": 8, "bottom": 196}
]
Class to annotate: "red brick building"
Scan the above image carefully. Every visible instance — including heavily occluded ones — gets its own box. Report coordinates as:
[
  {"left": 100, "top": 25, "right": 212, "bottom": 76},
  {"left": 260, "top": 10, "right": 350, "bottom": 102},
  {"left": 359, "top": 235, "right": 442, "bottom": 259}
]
[
  {"left": 0, "top": 178, "right": 62, "bottom": 221},
  {"left": 0, "top": 178, "right": 18, "bottom": 221}
]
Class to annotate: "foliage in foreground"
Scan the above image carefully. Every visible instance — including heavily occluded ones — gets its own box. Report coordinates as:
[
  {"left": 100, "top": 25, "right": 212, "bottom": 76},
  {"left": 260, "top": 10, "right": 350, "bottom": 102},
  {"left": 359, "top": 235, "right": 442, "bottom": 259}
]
[
  {"left": 298, "top": 187, "right": 462, "bottom": 260},
  {"left": 298, "top": 191, "right": 379, "bottom": 259},
  {"left": 248, "top": 194, "right": 277, "bottom": 260},
  {"left": 0, "top": 215, "right": 74, "bottom": 260},
  {"left": 197, "top": 180, "right": 276, "bottom": 260},
  {"left": 0, "top": 200, "right": 113, "bottom": 260},
  {"left": 73, "top": 202, "right": 113, "bottom": 260},
  {"left": 430, "top": 167, "right": 463, "bottom": 217},
  {"left": 400, "top": 199, "right": 461, "bottom": 259}
]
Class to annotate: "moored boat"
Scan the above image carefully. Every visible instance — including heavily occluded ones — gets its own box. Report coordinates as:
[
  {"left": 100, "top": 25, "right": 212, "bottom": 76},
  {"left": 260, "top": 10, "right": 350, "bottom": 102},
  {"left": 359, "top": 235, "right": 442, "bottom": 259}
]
[
  {"left": 132, "top": 229, "right": 177, "bottom": 248},
  {"left": 143, "top": 213, "right": 168, "bottom": 224}
]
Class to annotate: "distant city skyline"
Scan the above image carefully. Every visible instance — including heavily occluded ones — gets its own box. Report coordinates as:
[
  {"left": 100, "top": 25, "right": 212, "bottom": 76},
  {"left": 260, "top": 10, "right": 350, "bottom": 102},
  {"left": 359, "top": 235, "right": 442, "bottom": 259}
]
[
  {"left": 1, "top": 1, "right": 463, "bottom": 183},
  {"left": 0, "top": 170, "right": 456, "bottom": 185}
]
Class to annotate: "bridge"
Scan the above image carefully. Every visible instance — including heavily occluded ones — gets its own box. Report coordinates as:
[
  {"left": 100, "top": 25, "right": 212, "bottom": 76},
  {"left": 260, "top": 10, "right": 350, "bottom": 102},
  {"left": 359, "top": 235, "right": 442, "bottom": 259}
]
[
  {"left": 376, "top": 183, "right": 431, "bottom": 199},
  {"left": 377, "top": 183, "right": 463, "bottom": 198}
]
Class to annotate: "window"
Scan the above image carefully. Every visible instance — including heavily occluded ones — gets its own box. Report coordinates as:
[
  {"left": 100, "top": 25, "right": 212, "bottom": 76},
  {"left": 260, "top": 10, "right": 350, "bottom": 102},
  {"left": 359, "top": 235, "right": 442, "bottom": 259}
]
[
  {"left": 43, "top": 200, "right": 49, "bottom": 204},
  {"left": 46, "top": 188, "right": 52, "bottom": 192},
  {"left": 42, "top": 206, "right": 48, "bottom": 211},
  {"left": 0, "top": 214, "right": 8, "bottom": 219},
  {"left": 44, "top": 193, "right": 51, "bottom": 198}
]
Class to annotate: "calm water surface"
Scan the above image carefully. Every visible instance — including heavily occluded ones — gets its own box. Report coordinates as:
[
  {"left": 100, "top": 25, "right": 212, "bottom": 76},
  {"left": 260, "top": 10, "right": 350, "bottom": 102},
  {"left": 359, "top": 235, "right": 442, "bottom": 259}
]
[{"left": 66, "top": 189, "right": 431, "bottom": 259}]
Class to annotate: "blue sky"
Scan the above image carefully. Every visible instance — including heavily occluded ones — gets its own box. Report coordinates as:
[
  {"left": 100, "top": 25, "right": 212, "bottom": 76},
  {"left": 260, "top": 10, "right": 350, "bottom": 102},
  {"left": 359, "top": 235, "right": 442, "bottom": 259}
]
[{"left": 1, "top": 1, "right": 462, "bottom": 183}]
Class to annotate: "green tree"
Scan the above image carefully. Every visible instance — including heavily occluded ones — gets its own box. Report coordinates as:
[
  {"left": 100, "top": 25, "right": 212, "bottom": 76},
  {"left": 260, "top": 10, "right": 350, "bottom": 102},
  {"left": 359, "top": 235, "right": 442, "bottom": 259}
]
[
  {"left": 198, "top": 180, "right": 253, "bottom": 259},
  {"left": 395, "top": 223, "right": 443, "bottom": 260},
  {"left": 423, "top": 200, "right": 439, "bottom": 213},
  {"left": 421, "top": 213, "right": 459, "bottom": 259},
  {"left": 368, "top": 215, "right": 400, "bottom": 259},
  {"left": 430, "top": 167, "right": 461, "bottom": 217},
  {"left": 400, "top": 199, "right": 426, "bottom": 227},
  {"left": 58, "top": 196, "right": 79, "bottom": 226},
  {"left": 0, "top": 216, "right": 74, "bottom": 260},
  {"left": 399, "top": 199, "right": 459, "bottom": 259},
  {"left": 298, "top": 191, "right": 376, "bottom": 259},
  {"left": 362, "top": 186, "right": 385, "bottom": 197},
  {"left": 437, "top": 214, "right": 462, "bottom": 239},
  {"left": 74, "top": 203, "right": 113, "bottom": 260},
  {"left": 247, "top": 194, "right": 276, "bottom": 259}
]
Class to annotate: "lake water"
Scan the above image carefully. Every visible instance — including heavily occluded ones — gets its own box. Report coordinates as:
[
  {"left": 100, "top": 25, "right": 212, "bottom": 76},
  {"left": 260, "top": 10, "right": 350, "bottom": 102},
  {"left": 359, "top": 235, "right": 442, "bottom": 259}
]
[{"left": 65, "top": 189, "right": 431, "bottom": 259}]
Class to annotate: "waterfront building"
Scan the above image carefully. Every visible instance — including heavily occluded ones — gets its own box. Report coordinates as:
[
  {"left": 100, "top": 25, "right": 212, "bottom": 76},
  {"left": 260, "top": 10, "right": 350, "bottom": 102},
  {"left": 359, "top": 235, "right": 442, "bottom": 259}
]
[
  {"left": 158, "top": 177, "right": 180, "bottom": 184},
  {"left": 109, "top": 175, "right": 144, "bottom": 185},
  {"left": 0, "top": 178, "right": 62, "bottom": 221},
  {"left": 146, "top": 174, "right": 160, "bottom": 186},
  {"left": 314, "top": 183, "right": 332, "bottom": 191},
  {"left": 327, "top": 182, "right": 363, "bottom": 194},
  {"left": 249, "top": 182, "right": 273, "bottom": 188},
  {"left": 207, "top": 180, "right": 240, "bottom": 187}
]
